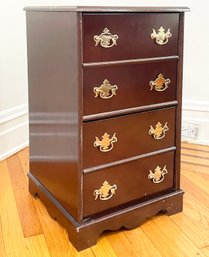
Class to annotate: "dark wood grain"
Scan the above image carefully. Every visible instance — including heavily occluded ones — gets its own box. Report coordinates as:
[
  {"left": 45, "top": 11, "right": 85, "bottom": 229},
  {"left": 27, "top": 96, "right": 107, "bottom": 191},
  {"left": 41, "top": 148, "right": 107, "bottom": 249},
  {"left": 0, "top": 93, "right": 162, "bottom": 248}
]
[
  {"left": 83, "top": 13, "right": 179, "bottom": 62},
  {"left": 83, "top": 55, "right": 179, "bottom": 67},
  {"left": 26, "top": 11, "right": 82, "bottom": 222},
  {"left": 83, "top": 60, "right": 178, "bottom": 115},
  {"left": 83, "top": 150, "right": 175, "bottom": 217},
  {"left": 83, "top": 107, "right": 176, "bottom": 168},
  {"left": 174, "top": 13, "right": 184, "bottom": 190},
  {"left": 84, "top": 146, "right": 176, "bottom": 173},
  {"left": 83, "top": 101, "right": 177, "bottom": 121},
  {"left": 28, "top": 172, "right": 184, "bottom": 251}
]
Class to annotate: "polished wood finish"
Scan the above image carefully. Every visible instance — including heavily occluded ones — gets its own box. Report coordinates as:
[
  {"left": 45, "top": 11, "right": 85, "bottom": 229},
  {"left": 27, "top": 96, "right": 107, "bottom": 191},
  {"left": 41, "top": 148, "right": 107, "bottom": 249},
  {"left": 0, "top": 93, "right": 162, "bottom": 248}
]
[
  {"left": 24, "top": 6, "right": 190, "bottom": 12},
  {"left": 83, "top": 55, "right": 179, "bottom": 67},
  {"left": 83, "top": 107, "right": 175, "bottom": 168},
  {"left": 83, "top": 13, "right": 179, "bottom": 62},
  {"left": 26, "top": 11, "right": 83, "bottom": 221},
  {"left": 2, "top": 143, "right": 209, "bottom": 256},
  {"left": 25, "top": 7, "right": 188, "bottom": 251},
  {"left": 83, "top": 60, "right": 177, "bottom": 115},
  {"left": 83, "top": 100, "right": 178, "bottom": 121},
  {"left": 83, "top": 150, "right": 174, "bottom": 217},
  {"left": 174, "top": 12, "right": 185, "bottom": 190},
  {"left": 83, "top": 147, "right": 176, "bottom": 173},
  {"left": 28, "top": 171, "right": 183, "bottom": 251}
]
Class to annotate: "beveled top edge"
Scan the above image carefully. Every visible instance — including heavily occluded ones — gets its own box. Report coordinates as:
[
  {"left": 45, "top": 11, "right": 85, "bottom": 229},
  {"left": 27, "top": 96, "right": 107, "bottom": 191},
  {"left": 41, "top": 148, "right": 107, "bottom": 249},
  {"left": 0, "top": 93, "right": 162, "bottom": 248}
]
[{"left": 24, "top": 6, "right": 190, "bottom": 12}]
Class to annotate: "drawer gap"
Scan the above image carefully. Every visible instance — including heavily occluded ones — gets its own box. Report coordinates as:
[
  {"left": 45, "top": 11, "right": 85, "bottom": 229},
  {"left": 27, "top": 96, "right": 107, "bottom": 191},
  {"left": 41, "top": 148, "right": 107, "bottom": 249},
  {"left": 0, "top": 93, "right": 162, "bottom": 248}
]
[
  {"left": 83, "top": 146, "right": 176, "bottom": 174},
  {"left": 83, "top": 102, "right": 177, "bottom": 123},
  {"left": 83, "top": 55, "right": 180, "bottom": 68}
]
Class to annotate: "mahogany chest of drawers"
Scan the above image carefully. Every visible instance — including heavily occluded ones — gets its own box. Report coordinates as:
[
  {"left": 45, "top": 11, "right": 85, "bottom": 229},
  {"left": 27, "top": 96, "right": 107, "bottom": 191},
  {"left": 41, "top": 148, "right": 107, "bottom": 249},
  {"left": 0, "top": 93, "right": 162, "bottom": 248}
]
[{"left": 25, "top": 6, "right": 189, "bottom": 251}]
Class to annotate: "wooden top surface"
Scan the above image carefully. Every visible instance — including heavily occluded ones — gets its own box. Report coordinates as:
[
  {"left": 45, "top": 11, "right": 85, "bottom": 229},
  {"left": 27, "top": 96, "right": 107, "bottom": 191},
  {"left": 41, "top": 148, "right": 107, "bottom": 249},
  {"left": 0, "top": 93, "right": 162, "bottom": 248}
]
[{"left": 24, "top": 6, "right": 190, "bottom": 12}]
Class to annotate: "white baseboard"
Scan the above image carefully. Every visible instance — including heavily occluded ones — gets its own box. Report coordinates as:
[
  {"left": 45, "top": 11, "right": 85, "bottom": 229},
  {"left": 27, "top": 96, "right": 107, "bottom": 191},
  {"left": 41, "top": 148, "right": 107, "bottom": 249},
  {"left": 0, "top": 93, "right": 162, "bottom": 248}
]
[
  {"left": 182, "top": 99, "right": 209, "bottom": 145},
  {"left": 182, "top": 99, "right": 209, "bottom": 113},
  {"left": 0, "top": 104, "right": 29, "bottom": 161},
  {"left": 0, "top": 103, "right": 28, "bottom": 124},
  {"left": 0, "top": 141, "right": 29, "bottom": 161}
]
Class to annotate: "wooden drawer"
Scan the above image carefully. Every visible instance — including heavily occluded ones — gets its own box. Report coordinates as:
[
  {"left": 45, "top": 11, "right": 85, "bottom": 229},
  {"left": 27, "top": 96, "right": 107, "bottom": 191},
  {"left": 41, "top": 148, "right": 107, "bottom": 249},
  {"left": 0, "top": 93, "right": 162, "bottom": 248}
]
[
  {"left": 83, "top": 13, "right": 179, "bottom": 62},
  {"left": 83, "top": 150, "right": 174, "bottom": 217},
  {"left": 83, "top": 60, "right": 177, "bottom": 116},
  {"left": 83, "top": 107, "right": 175, "bottom": 168}
]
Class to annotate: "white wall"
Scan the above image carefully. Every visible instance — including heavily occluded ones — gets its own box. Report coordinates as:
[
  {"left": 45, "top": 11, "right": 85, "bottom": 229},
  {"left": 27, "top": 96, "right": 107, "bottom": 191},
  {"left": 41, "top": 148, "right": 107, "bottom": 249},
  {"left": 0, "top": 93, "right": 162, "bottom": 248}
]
[
  {"left": 0, "top": 0, "right": 208, "bottom": 160},
  {"left": 0, "top": 2, "right": 29, "bottom": 160}
]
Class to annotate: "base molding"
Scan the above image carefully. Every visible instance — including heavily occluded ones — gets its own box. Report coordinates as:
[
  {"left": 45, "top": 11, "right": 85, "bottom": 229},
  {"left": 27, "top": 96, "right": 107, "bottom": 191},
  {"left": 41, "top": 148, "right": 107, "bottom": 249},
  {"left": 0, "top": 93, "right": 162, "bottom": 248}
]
[
  {"left": 28, "top": 172, "right": 184, "bottom": 251},
  {"left": 0, "top": 103, "right": 28, "bottom": 160},
  {"left": 182, "top": 99, "right": 209, "bottom": 145}
]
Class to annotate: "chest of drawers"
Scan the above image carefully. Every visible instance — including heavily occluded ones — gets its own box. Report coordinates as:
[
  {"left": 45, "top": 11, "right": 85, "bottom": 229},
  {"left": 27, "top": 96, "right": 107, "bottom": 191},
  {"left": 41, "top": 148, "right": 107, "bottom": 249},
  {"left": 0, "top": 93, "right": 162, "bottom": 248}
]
[{"left": 25, "top": 6, "right": 189, "bottom": 251}]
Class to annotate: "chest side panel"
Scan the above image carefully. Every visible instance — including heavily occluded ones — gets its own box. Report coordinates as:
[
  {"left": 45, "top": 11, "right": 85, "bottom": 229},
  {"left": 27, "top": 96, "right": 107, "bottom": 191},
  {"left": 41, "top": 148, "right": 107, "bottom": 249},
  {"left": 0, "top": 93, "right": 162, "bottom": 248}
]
[{"left": 26, "top": 10, "right": 82, "bottom": 221}]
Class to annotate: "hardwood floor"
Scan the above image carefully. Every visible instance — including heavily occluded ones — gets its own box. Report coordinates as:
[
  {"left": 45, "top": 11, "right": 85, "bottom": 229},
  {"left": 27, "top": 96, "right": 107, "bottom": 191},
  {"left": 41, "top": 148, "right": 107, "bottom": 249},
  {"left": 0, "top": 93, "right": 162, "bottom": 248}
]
[{"left": 0, "top": 143, "right": 209, "bottom": 257}]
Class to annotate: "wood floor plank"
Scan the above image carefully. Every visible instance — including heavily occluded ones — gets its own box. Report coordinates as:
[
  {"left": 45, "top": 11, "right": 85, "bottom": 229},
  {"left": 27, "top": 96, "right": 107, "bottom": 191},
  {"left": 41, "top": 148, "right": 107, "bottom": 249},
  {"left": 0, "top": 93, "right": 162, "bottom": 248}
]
[
  {"left": 0, "top": 160, "right": 34, "bottom": 257},
  {"left": 6, "top": 154, "right": 43, "bottom": 237},
  {"left": 184, "top": 192, "right": 209, "bottom": 226},
  {"left": 91, "top": 234, "right": 117, "bottom": 257},
  {"left": 78, "top": 249, "right": 96, "bottom": 257},
  {"left": 202, "top": 247, "right": 209, "bottom": 257},
  {"left": 124, "top": 227, "right": 162, "bottom": 257},
  {"left": 185, "top": 168, "right": 209, "bottom": 180},
  {"left": 181, "top": 161, "right": 209, "bottom": 175},
  {"left": 170, "top": 213, "right": 209, "bottom": 250},
  {"left": 141, "top": 219, "right": 185, "bottom": 257},
  {"left": 107, "top": 230, "right": 140, "bottom": 257},
  {"left": 181, "top": 174, "right": 209, "bottom": 209},
  {"left": 0, "top": 216, "right": 6, "bottom": 257},
  {"left": 154, "top": 215, "right": 206, "bottom": 256},
  {"left": 33, "top": 199, "right": 95, "bottom": 257},
  {"left": 18, "top": 147, "right": 29, "bottom": 178},
  {"left": 24, "top": 234, "right": 51, "bottom": 257},
  {"left": 182, "top": 169, "right": 209, "bottom": 195},
  {"left": 181, "top": 154, "right": 209, "bottom": 167},
  {"left": 181, "top": 142, "right": 209, "bottom": 152},
  {"left": 170, "top": 196, "right": 209, "bottom": 249},
  {"left": 181, "top": 148, "right": 209, "bottom": 158},
  {"left": 200, "top": 172, "right": 209, "bottom": 181}
]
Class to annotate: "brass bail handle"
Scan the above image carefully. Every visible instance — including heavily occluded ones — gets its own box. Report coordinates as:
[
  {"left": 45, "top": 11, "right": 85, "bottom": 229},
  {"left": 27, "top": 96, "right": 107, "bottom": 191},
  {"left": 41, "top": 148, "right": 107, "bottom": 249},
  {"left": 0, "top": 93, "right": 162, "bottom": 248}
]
[
  {"left": 94, "top": 28, "right": 119, "bottom": 48},
  {"left": 94, "top": 79, "right": 118, "bottom": 99},
  {"left": 149, "top": 122, "right": 169, "bottom": 140},
  {"left": 94, "top": 181, "right": 117, "bottom": 201},
  {"left": 150, "top": 74, "right": 171, "bottom": 92},
  {"left": 94, "top": 132, "right": 117, "bottom": 152},
  {"left": 148, "top": 165, "right": 168, "bottom": 183},
  {"left": 151, "top": 26, "right": 172, "bottom": 45}
]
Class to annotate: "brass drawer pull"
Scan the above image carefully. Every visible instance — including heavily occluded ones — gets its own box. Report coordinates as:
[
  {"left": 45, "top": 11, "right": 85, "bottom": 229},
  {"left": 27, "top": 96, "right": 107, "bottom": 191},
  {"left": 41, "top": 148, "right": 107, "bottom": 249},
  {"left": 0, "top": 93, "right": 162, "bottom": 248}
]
[
  {"left": 94, "top": 132, "right": 117, "bottom": 152},
  {"left": 94, "top": 181, "right": 117, "bottom": 200},
  {"left": 149, "top": 122, "right": 169, "bottom": 139},
  {"left": 94, "top": 79, "right": 118, "bottom": 99},
  {"left": 148, "top": 165, "right": 168, "bottom": 183},
  {"left": 94, "top": 28, "right": 119, "bottom": 48},
  {"left": 150, "top": 74, "right": 171, "bottom": 92},
  {"left": 151, "top": 26, "right": 172, "bottom": 45}
]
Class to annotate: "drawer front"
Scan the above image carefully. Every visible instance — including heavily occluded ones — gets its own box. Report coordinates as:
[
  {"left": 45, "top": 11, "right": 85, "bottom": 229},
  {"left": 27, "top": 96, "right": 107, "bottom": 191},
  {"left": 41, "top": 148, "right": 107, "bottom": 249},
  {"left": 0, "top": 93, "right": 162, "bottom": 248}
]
[
  {"left": 83, "top": 151, "right": 174, "bottom": 217},
  {"left": 83, "top": 13, "right": 179, "bottom": 62},
  {"left": 83, "top": 60, "right": 177, "bottom": 116},
  {"left": 83, "top": 107, "right": 175, "bottom": 168}
]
